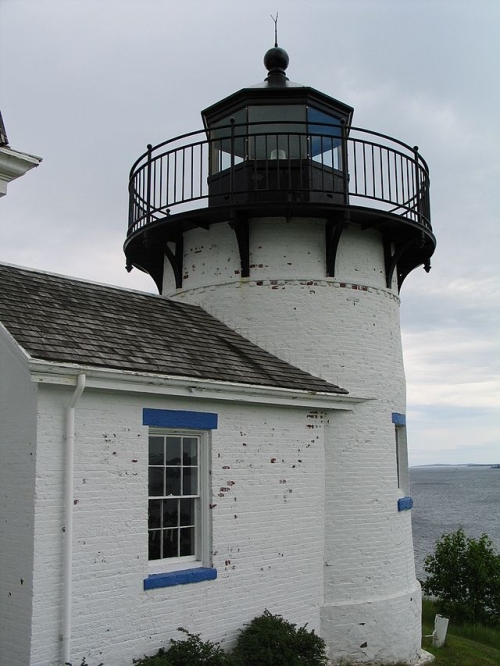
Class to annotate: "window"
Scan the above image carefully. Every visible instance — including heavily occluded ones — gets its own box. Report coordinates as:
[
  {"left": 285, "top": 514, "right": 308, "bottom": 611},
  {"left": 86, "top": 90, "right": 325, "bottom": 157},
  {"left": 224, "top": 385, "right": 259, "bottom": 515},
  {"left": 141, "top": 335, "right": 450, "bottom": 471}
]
[
  {"left": 143, "top": 410, "right": 217, "bottom": 589},
  {"left": 392, "top": 413, "right": 409, "bottom": 495},
  {"left": 148, "top": 432, "right": 203, "bottom": 561},
  {"left": 148, "top": 428, "right": 208, "bottom": 560}
]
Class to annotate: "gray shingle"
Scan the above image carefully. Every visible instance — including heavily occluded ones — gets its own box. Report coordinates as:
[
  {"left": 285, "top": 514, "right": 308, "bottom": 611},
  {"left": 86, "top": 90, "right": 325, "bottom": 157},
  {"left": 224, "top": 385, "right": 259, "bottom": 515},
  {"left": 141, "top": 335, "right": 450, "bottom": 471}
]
[{"left": 0, "top": 263, "right": 347, "bottom": 395}]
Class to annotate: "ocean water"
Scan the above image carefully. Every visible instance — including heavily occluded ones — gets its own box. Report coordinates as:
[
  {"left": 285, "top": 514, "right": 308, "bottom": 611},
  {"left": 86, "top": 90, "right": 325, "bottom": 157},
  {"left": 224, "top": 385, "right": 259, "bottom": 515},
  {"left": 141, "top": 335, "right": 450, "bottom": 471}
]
[{"left": 410, "top": 465, "right": 500, "bottom": 580}]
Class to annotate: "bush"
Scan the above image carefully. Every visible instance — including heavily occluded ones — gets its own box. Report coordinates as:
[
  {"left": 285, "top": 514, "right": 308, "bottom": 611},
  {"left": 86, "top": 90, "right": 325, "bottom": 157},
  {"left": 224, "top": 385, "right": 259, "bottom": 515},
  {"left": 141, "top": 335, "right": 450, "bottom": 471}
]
[
  {"left": 133, "top": 648, "right": 169, "bottom": 665},
  {"left": 165, "top": 628, "right": 234, "bottom": 666},
  {"left": 134, "top": 629, "right": 234, "bottom": 666},
  {"left": 422, "top": 528, "right": 500, "bottom": 625},
  {"left": 233, "top": 610, "right": 328, "bottom": 666}
]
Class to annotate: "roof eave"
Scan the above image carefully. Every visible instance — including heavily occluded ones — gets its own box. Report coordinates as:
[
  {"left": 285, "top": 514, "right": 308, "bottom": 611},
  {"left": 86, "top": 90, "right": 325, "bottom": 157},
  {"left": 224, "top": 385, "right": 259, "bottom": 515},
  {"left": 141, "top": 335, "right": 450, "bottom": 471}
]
[{"left": 28, "top": 359, "right": 368, "bottom": 410}]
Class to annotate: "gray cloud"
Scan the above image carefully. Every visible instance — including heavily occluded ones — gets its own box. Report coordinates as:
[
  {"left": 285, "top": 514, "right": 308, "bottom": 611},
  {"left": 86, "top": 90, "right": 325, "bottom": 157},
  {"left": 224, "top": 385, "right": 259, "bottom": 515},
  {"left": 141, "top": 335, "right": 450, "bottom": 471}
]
[{"left": 1, "top": 0, "right": 498, "bottom": 463}]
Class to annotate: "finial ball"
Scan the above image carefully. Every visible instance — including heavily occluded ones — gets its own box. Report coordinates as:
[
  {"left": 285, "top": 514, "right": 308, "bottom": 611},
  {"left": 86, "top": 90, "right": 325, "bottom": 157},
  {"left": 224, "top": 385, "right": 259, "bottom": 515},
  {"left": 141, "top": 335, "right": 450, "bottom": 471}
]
[{"left": 264, "top": 47, "right": 289, "bottom": 73}]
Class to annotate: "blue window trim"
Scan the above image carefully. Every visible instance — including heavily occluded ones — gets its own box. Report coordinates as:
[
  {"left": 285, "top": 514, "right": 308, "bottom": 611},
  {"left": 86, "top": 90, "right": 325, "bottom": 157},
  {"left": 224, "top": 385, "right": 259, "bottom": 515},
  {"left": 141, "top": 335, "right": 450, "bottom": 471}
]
[
  {"left": 398, "top": 497, "right": 413, "bottom": 512},
  {"left": 143, "top": 408, "right": 218, "bottom": 430},
  {"left": 144, "top": 567, "right": 217, "bottom": 590},
  {"left": 392, "top": 412, "right": 406, "bottom": 426}
]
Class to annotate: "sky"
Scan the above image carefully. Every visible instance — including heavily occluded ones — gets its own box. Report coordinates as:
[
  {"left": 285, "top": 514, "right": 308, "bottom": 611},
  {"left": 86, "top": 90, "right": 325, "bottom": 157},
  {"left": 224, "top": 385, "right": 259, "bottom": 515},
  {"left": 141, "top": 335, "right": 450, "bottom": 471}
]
[{"left": 1, "top": 0, "right": 498, "bottom": 466}]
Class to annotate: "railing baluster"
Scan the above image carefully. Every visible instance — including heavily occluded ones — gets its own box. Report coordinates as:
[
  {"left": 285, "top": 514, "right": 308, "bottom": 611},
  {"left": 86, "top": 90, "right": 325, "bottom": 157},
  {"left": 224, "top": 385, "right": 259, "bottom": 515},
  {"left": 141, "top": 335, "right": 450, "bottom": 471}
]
[
  {"left": 379, "top": 147, "right": 384, "bottom": 202},
  {"left": 199, "top": 143, "right": 201, "bottom": 197},
  {"left": 146, "top": 144, "right": 152, "bottom": 228},
  {"left": 352, "top": 138, "right": 358, "bottom": 195},
  {"left": 190, "top": 145, "right": 194, "bottom": 200},
  {"left": 229, "top": 118, "right": 235, "bottom": 203},
  {"left": 371, "top": 144, "right": 376, "bottom": 198},
  {"left": 394, "top": 151, "right": 399, "bottom": 207},
  {"left": 413, "top": 146, "right": 420, "bottom": 224}
]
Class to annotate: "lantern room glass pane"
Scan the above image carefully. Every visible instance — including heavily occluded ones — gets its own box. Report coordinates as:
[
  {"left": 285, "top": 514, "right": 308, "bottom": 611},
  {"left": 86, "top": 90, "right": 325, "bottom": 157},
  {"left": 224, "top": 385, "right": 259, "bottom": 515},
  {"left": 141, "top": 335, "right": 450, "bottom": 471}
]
[
  {"left": 248, "top": 105, "right": 307, "bottom": 159},
  {"left": 307, "top": 107, "right": 342, "bottom": 168},
  {"left": 208, "top": 109, "right": 246, "bottom": 174}
]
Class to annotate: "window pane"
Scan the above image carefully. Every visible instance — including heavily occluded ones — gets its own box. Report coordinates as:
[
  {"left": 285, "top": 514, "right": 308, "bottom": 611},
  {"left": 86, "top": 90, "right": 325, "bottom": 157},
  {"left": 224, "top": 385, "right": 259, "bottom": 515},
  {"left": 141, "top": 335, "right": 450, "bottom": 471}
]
[
  {"left": 180, "top": 527, "right": 195, "bottom": 556},
  {"left": 183, "top": 467, "right": 198, "bottom": 496},
  {"left": 180, "top": 498, "right": 195, "bottom": 526},
  {"left": 148, "top": 468, "right": 164, "bottom": 496},
  {"left": 165, "top": 467, "right": 181, "bottom": 496},
  {"left": 165, "top": 437, "right": 182, "bottom": 465},
  {"left": 163, "top": 499, "right": 178, "bottom": 528},
  {"left": 163, "top": 529, "right": 178, "bottom": 558},
  {"left": 149, "top": 436, "right": 164, "bottom": 465},
  {"left": 148, "top": 499, "right": 161, "bottom": 529},
  {"left": 248, "top": 105, "right": 306, "bottom": 124},
  {"left": 148, "top": 530, "right": 161, "bottom": 560},
  {"left": 183, "top": 438, "right": 198, "bottom": 465}
]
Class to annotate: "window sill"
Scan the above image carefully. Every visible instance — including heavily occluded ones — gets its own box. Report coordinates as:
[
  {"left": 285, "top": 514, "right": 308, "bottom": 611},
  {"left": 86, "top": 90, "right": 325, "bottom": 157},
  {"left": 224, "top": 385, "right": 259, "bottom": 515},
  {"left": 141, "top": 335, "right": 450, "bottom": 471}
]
[{"left": 144, "top": 567, "right": 217, "bottom": 590}]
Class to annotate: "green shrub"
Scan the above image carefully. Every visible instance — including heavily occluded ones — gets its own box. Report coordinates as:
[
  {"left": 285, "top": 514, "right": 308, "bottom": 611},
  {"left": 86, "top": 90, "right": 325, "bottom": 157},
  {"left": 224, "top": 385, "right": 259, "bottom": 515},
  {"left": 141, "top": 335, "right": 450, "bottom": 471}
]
[
  {"left": 133, "top": 647, "right": 169, "bottom": 666},
  {"left": 164, "top": 628, "right": 234, "bottom": 666},
  {"left": 422, "top": 528, "right": 500, "bottom": 626},
  {"left": 233, "top": 610, "right": 328, "bottom": 666}
]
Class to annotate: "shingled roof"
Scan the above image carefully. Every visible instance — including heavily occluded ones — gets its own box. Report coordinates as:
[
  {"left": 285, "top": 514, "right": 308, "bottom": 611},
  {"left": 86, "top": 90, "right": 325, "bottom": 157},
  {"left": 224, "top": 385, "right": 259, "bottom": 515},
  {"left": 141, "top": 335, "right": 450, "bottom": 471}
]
[{"left": 0, "top": 263, "right": 347, "bottom": 395}]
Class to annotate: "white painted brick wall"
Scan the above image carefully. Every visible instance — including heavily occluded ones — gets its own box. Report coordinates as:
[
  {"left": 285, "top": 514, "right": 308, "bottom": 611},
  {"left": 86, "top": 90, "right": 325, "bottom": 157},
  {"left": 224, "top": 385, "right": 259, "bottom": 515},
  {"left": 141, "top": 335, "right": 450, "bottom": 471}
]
[
  {"left": 161, "top": 216, "right": 421, "bottom": 664},
  {"left": 0, "top": 336, "right": 37, "bottom": 666},
  {"left": 29, "top": 386, "right": 326, "bottom": 666}
]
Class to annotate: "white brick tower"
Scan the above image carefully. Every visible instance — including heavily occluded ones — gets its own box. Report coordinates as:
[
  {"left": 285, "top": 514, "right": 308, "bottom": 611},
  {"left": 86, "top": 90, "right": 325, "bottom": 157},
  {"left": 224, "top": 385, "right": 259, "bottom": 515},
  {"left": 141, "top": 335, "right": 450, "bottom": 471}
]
[{"left": 125, "top": 46, "right": 435, "bottom": 664}]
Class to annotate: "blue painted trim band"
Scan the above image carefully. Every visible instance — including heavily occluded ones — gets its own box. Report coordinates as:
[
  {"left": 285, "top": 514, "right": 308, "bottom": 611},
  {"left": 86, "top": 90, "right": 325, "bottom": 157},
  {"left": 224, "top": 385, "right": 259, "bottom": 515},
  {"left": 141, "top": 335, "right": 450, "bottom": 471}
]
[
  {"left": 392, "top": 412, "right": 406, "bottom": 426},
  {"left": 398, "top": 497, "right": 413, "bottom": 512},
  {"left": 143, "top": 408, "right": 218, "bottom": 430},
  {"left": 144, "top": 567, "right": 217, "bottom": 590}
]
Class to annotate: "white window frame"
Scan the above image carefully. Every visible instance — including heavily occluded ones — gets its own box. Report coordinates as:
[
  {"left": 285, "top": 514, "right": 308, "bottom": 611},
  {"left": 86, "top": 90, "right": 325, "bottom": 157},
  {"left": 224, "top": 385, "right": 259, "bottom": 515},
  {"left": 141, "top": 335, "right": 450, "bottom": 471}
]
[{"left": 148, "top": 428, "right": 211, "bottom": 574}]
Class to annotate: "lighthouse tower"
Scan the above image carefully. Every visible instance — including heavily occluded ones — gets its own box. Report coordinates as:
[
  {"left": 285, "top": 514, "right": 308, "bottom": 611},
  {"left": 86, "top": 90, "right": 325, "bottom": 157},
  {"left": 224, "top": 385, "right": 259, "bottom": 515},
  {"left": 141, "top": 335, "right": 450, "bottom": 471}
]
[{"left": 125, "top": 47, "right": 435, "bottom": 664}]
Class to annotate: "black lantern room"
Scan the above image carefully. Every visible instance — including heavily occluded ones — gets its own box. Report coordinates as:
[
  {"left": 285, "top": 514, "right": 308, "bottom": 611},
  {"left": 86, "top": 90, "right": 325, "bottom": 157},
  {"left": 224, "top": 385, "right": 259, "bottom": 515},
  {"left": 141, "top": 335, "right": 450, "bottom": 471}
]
[
  {"left": 125, "top": 47, "right": 435, "bottom": 292},
  {"left": 202, "top": 46, "right": 353, "bottom": 208}
]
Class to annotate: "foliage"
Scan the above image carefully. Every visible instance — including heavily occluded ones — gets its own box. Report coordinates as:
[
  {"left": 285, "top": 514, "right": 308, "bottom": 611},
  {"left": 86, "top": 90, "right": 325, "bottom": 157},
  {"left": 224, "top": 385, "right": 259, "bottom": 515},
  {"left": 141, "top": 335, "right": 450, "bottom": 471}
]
[
  {"left": 165, "top": 628, "right": 234, "bottom": 666},
  {"left": 133, "top": 648, "right": 169, "bottom": 665},
  {"left": 232, "top": 609, "right": 328, "bottom": 666},
  {"left": 422, "top": 528, "right": 500, "bottom": 626},
  {"left": 133, "top": 629, "right": 234, "bottom": 666}
]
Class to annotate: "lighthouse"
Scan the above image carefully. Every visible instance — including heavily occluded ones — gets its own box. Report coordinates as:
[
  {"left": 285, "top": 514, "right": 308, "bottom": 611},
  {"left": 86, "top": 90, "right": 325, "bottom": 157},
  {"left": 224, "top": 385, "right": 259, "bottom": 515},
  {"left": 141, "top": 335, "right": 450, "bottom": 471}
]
[{"left": 124, "top": 46, "right": 435, "bottom": 664}]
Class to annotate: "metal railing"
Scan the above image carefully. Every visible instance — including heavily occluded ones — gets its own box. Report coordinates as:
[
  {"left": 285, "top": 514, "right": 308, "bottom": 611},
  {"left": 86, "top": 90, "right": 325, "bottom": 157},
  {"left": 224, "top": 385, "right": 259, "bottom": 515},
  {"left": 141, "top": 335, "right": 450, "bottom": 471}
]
[{"left": 128, "top": 121, "right": 431, "bottom": 237}]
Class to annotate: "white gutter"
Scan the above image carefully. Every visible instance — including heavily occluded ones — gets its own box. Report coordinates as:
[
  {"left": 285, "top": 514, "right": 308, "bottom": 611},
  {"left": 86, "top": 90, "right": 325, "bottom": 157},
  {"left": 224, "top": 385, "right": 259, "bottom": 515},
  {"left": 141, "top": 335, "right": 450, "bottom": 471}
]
[{"left": 62, "top": 373, "right": 86, "bottom": 666}]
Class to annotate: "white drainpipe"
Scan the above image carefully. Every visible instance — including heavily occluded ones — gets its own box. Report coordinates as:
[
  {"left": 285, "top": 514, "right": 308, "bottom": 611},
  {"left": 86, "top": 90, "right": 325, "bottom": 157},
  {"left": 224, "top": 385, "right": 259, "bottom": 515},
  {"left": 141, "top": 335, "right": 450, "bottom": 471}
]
[{"left": 62, "top": 374, "right": 86, "bottom": 665}]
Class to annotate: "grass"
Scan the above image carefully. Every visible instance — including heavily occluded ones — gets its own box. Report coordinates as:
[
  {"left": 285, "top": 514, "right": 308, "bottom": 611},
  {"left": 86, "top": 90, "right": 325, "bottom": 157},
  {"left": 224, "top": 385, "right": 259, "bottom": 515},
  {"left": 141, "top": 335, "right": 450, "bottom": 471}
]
[
  {"left": 338, "top": 600, "right": 500, "bottom": 665},
  {"left": 421, "top": 598, "right": 500, "bottom": 665}
]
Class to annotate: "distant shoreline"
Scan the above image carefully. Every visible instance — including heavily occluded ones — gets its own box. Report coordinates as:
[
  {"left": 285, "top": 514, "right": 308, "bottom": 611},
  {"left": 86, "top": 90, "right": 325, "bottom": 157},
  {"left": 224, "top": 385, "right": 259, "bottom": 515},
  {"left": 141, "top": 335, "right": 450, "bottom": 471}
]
[{"left": 411, "top": 463, "right": 500, "bottom": 468}]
